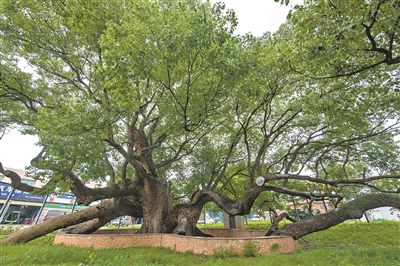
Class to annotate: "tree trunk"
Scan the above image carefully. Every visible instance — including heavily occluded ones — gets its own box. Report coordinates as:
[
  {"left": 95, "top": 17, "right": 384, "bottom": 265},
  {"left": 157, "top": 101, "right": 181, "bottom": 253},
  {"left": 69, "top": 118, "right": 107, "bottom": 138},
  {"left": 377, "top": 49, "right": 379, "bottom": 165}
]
[
  {"left": 136, "top": 177, "right": 176, "bottom": 233},
  {"left": 273, "top": 194, "right": 400, "bottom": 240},
  {"left": 62, "top": 196, "right": 143, "bottom": 234},
  {"left": 172, "top": 203, "right": 213, "bottom": 237}
]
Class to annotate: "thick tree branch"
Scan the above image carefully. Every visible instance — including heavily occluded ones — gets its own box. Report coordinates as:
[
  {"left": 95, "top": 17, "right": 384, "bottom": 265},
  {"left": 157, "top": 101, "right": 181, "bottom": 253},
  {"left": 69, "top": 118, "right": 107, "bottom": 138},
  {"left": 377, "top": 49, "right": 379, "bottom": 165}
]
[
  {"left": 0, "top": 197, "right": 142, "bottom": 244},
  {"left": 260, "top": 173, "right": 400, "bottom": 187},
  {"left": 0, "top": 162, "right": 57, "bottom": 194},
  {"left": 274, "top": 193, "right": 400, "bottom": 239},
  {"left": 266, "top": 212, "right": 297, "bottom": 236}
]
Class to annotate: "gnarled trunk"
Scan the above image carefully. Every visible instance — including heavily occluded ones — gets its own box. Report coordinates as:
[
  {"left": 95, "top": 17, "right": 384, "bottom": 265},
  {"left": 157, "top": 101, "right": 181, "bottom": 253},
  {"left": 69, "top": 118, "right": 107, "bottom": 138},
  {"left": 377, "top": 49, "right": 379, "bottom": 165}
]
[
  {"left": 172, "top": 203, "right": 212, "bottom": 237},
  {"left": 136, "top": 177, "right": 176, "bottom": 233}
]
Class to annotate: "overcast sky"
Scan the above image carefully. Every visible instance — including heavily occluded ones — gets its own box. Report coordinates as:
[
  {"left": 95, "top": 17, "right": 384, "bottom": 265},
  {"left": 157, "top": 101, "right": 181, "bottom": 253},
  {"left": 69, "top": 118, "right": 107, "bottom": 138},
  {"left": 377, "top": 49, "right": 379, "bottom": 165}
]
[
  {"left": 0, "top": 1, "right": 299, "bottom": 170},
  {"left": 210, "top": 0, "right": 301, "bottom": 35}
]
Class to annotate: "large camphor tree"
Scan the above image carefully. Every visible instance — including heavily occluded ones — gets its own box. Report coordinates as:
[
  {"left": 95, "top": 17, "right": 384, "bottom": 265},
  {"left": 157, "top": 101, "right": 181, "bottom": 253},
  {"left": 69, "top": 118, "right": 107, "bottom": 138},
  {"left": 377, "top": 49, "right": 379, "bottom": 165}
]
[{"left": 0, "top": 0, "right": 399, "bottom": 244}]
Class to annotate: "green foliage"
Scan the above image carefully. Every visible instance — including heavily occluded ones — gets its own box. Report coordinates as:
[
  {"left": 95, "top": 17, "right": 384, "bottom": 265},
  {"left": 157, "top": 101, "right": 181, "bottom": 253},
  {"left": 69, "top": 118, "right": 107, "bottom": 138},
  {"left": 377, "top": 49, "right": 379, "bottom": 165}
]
[
  {"left": 0, "top": 224, "right": 23, "bottom": 235},
  {"left": 212, "top": 246, "right": 239, "bottom": 259},
  {"left": 1, "top": 0, "right": 399, "bottom": 219},
  {"left": 0, "top": 0, "right": 243, "bottom": 186},
  {"left": 280, "top": 0, "right": 399, "bottom": 78},
  {"left": 270, "top": 242, "right": 281, "bottom": 252},
  {"left": 242, "top": 240, "right": 260, "bottom": 257}
]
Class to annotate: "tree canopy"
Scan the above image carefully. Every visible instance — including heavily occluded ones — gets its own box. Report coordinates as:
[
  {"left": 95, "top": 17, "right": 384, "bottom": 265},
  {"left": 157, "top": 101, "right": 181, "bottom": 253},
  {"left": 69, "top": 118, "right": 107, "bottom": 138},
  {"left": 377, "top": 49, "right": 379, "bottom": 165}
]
[
  {"left": 277, "top": 0, "right": 399, "bottom": 78},
  {"left": 0, "top": 0, "right": 399, "bottom": 244}
]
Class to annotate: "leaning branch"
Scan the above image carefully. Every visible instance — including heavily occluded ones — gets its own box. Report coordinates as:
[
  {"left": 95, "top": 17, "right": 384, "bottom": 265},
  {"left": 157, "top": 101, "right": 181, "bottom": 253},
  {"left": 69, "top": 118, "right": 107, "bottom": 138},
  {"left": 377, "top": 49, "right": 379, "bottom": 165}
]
[
  {"left": 0, "top": 162, "right": 57, "bottom": 194},
  {"left": 260, "top": 173, "right": 400, "bottom": 187},
  {"left": 274, "top": 193, "right": 400, "bottom": 239},
  {"left": 0, "top": 162, "right": 35, "bottom": 192}
]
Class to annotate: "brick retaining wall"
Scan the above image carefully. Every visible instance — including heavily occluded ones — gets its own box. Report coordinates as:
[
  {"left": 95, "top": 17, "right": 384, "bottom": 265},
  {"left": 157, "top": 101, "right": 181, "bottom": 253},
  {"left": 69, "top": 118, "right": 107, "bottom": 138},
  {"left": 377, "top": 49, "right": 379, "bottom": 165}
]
[{"left": 54, "top": 228, "right": 297, "bottom": 255}]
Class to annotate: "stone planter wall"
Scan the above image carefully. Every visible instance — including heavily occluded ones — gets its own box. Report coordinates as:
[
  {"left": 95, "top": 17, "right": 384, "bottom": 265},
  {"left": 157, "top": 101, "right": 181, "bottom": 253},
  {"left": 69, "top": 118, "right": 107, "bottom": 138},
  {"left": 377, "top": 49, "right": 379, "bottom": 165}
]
[{"left": 53, "top": 228, "right": 297, "bottom": 255}]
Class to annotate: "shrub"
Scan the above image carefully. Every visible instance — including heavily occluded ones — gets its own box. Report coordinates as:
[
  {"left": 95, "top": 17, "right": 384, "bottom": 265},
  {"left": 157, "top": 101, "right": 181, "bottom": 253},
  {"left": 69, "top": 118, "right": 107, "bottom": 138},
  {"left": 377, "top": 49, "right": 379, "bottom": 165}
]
[
  {"left": 271, "top": 242, "right": 281, "bottom": 252},
  {"left": 0, "top": 224, "right": 23, "bottom": 235},
  {"left": 243, "top": 240, "right": 260, "bottom": 257},
  {"left": 212, "top": 246, "right": 238, "bottom": 259}
]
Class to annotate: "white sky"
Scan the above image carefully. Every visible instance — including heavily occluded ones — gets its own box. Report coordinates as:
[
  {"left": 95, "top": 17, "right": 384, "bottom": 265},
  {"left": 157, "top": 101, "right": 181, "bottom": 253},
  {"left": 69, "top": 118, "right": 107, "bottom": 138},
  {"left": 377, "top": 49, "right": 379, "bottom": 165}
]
[
  {"left": 0, "top": 0, "right": 300, "bottom": 170},
  {"left": 211, "top": 0, "right": 301, "bottom": 35}
]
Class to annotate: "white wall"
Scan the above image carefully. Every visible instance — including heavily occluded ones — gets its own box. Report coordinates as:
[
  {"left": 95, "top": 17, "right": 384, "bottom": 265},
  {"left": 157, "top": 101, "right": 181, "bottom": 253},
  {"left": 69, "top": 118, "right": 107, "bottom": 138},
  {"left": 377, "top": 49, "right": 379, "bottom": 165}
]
[{"left": 361, "top": 207, "right": 400, "bottom": 221}]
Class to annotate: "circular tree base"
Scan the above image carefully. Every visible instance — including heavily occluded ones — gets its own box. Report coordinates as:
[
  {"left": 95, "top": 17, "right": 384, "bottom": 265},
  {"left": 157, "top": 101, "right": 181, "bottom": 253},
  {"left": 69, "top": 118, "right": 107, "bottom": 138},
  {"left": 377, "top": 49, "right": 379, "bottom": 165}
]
[{"left": 54, "top": 228, "right": 297, "bottom": 255}]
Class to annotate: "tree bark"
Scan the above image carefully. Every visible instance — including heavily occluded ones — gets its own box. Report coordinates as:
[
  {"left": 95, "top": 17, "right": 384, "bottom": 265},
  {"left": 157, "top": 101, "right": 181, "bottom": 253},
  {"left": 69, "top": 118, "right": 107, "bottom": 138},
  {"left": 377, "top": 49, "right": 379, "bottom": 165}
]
[
  {"left": 0, "top": 197, "right": 140, "bottom": 244},
  {"left": 60, "top": 217, "right": 111, "bottom": 234},
  {"left": 136, "top": 177, "right": 176, "bottom": 233},
  {"left": 266, "top": 212, "right": 297, "bottom": 236},
  {"left": 273, "top": 194, "right": 400, "bottom": 240},
  {"left": 172, "top": 201, "right": 213, "bottom": 237},
  {"left": 135, "top": 178, "right": 212, "bottom": 236},
  {"left": 61, "top": 196, "right": 143, "bottom": 234}
]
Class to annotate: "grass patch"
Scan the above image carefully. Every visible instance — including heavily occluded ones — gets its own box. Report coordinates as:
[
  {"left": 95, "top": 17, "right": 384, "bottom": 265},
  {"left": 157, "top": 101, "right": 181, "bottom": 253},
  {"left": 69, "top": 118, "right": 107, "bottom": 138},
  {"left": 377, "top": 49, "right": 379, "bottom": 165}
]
[{"left": 1, "top": 221, "right": 399, "bottom": 265}]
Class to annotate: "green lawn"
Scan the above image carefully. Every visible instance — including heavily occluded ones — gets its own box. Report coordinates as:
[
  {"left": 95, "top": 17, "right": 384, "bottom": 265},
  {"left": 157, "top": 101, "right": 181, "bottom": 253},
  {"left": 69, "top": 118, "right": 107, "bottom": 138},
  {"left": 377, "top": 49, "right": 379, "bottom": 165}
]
[{"left": 1, "top": 221, "right": 399, "bottom": 265}]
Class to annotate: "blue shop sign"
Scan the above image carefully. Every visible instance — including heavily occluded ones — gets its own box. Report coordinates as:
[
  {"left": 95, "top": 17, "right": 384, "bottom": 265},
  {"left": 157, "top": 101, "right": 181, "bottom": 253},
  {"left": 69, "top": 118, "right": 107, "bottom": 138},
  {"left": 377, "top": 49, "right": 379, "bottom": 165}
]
[
  {"left": 0, "top": 181, "right": 45, "bottom": 202},
  {"left": 48, "top": 193, "right": 76, "bottom": 200}
]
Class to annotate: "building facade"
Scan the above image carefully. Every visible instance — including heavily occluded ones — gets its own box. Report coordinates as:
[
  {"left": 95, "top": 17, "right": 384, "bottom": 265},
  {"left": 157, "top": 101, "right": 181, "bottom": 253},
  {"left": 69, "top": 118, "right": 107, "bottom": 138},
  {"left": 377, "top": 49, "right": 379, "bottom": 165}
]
[{"left": 0, "top": 167, "right": 92, "bottom": 225}]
